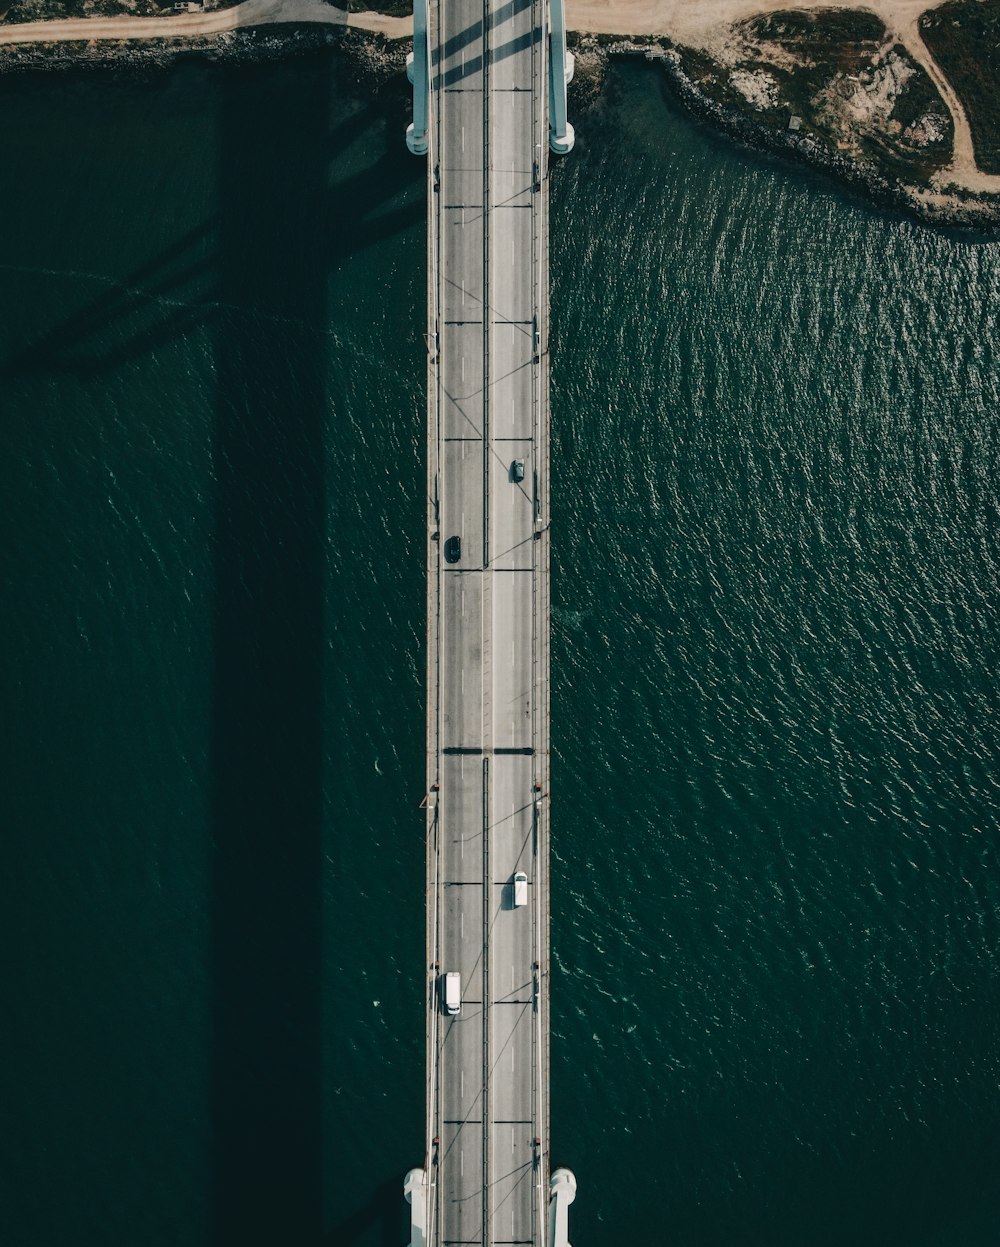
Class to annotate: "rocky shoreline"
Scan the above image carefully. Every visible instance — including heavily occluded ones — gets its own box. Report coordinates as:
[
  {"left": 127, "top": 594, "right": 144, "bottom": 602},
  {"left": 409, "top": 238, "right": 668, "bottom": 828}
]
[
  {"left": 569, "top": 35, "right": 1000, "bottom": 233},
  {"left": 0, "top": 20, "right": 997, "bottom": 231}
]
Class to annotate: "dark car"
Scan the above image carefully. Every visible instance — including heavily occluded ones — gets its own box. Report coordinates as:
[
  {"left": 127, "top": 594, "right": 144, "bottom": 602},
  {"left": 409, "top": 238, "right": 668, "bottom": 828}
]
[
  {"left": 511, "top": 459, "right": 525, "bottom": 483},
  {"left": 444, "top": 535, "right": 462, "bottom": 563}
]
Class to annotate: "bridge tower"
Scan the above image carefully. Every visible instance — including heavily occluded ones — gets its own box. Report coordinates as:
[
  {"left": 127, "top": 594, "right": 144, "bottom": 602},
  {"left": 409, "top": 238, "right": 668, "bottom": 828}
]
[
  {"left": 404, "top": 1168, "right": 427, "bottom": 1247},
  {"left": 548, "top": 1169, "right": 578, "bottom": 1246},
  {"left": 548, "top": 0, "right": 575, "bottom": 153},
  {"left": 405, "top": 0, "right": 430, "bottom": 155},
  {"left": 406, "top": 0, "right": 573, "bottom": 156}
]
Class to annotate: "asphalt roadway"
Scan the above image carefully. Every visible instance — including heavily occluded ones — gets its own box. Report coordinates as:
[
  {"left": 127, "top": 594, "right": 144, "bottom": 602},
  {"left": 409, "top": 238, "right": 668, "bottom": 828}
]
[{"left": 425, "top": 0, "right": 551, "bottom": 1242}]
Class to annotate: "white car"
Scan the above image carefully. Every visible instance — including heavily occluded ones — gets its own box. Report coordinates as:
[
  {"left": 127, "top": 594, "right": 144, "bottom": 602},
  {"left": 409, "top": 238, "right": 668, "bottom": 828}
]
[
  {"left": 442, "top": 972, "right": 461, "bottom": 1016},
  {"left": 512, "top": 872, "right": 528, "bottom": 907}
]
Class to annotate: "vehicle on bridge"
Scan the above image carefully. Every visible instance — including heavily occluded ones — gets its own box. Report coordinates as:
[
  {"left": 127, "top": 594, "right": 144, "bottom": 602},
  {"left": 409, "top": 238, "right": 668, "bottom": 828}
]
[
  {"left": 512, "top": 871, "right": 528, "bottom": 907},
  {"left": 511, "top": 458, "right": 525, "bottom": 483},
  {"left": 441, "top": 972, "right": 462, "bottom": 1016},
  {"left": 444, "top": 534, "right": 461, "bottom": 563}
]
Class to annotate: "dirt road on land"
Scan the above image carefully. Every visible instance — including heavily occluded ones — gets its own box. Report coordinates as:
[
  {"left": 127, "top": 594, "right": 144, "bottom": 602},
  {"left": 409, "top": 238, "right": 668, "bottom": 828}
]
[
  {"left": 0, "top": 0, "right": 410, "bottom": 46},
  {"left": 563, "top": 0, "right": 999, "bottom": 191},
  {"left": 1, "top": 0, "right": 997, "bottom": 191}
]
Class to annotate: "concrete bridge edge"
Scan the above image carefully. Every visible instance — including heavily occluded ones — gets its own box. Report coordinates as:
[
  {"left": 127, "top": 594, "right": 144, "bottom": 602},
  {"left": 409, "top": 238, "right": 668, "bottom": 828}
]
[
  {"left": 404, "top": 0, "right": 576, "bottom": 1240},
  {"left": 405, "top": 0, "right": 575, "bottom": 155}
]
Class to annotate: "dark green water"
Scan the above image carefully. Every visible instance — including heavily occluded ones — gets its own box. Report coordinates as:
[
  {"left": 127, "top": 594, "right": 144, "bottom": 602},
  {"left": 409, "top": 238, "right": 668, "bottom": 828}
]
[{"left": 1, "top": 51, "right": 998, "bottom": 1247}]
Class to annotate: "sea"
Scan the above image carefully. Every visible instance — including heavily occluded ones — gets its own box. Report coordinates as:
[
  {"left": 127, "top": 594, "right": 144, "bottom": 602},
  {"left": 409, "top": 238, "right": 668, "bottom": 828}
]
[{"left": 1, "top": 45, "right": 998, "bottom": 1247}]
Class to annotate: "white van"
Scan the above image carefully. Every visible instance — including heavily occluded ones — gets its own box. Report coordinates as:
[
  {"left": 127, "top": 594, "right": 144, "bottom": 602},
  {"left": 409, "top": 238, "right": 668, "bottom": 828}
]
[
  {"left": 442, "top": 972, "right": 461, "bottom": 1016},
  {"left": 513, "top": 872, "right": 528, "bottom": 907}
]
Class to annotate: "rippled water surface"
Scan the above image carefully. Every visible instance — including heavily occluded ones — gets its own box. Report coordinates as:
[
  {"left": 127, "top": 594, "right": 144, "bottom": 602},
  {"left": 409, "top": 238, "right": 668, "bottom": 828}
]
[
  {"left": 1, "top": 52, "right": 998, "bottom": 1247},
  {"left": 550, "top": 66, "right": 1000, "bottom": 1247}
]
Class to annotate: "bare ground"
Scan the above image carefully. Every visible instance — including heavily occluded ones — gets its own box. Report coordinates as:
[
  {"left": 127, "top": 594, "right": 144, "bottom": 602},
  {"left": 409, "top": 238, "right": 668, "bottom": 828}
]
[
  {"left": 1, "top": 0, "right": 997, "bottom": 193},
  {"left": 562, "top": 0, "right": 1000, "bottom": 192}
]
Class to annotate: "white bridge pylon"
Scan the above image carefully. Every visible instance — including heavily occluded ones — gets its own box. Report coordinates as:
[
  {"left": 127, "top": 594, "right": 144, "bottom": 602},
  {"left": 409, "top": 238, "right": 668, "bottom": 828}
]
[
  {"left": 405, "top": 0, "right": 574, "bottom": 155},
  {"left": 548, "top": 1169, "right": 578, "bottom": 1247},
  {"left": 548, "top": 0, "right": 575, "bottom": 153},
  {"left": 405, "top": 0, "right": 430, "bottom": 155}
]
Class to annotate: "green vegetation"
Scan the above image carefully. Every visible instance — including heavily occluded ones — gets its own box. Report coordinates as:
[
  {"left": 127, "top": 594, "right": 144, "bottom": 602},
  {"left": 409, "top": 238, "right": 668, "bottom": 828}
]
[
  {"left": 744, "top": 7, "right": 886, "bottom": 107},
  {"left": 675, "top": 8, "right": 889, "bottom": 127},
  {"left": 921, "top": 0, "right": 1000, "bottom": 174},
  {"left": 890, "top": 46, "right": 944, "bottom": 130},
  {"left": 875, "top": 44, "right": 954, "bottom": 183},
  {"left": 671, "top": 8, "right": 952, "bottom": 185},
  {"left": 751, "top": 8, "right": 885, "bottom": 49}
]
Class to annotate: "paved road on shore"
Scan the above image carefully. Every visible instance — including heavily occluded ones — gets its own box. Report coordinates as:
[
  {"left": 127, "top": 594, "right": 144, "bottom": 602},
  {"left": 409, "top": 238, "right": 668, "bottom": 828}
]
[
  {"left": 6, "top": 0, "right": 995, "bottom": 194},
  {"left": 0, "top": 0, "right": 408, "bottom": 46},
  {"left": 424, "top": 0, "right": 550, "bottom": 1241}
]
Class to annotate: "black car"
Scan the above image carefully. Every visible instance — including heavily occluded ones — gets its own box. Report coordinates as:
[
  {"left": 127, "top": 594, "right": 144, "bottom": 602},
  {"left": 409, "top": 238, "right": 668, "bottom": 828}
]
[{"left": 444, "top": 535, "right": 462, "bottom": 563}]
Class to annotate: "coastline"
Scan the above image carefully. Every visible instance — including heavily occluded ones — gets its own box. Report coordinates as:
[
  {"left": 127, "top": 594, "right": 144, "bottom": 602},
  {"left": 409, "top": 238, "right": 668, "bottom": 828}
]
[
  {"left": 568, "top": 36, "right": 1000, "bottom": 231},
  {"left": 0, "top": 21, "right": 406, "bottom": 77},
  {"left": 0, "top": 9, "right": 997, "bottom": 230}
]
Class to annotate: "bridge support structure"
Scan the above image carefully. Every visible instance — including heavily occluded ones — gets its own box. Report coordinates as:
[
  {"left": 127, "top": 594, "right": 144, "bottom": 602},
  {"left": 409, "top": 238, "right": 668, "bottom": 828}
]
[
  {"left": 548, "top": 1169, "right": 578, "bottom": 1246},
  {"left": 406, "top": 0, "right": 575, "bottom": 1238},
  {"left": 404, "top": 1168, "right": 428, "bottom": 1247},
  {"left": 405, "top": 0, "right": 430, "bottom": 154},
  {"left": 548, "top": 0, "right": 575, "bottom": 153}
]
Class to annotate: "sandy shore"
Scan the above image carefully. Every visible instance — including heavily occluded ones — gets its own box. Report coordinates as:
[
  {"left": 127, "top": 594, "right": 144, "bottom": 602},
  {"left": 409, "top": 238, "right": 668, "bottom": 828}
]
[
  {"left": 566, "top": 0, "right": 932, "bottom": 45},
  {"left": 0, "top": 0, "right": 411, "bottom": 45}
]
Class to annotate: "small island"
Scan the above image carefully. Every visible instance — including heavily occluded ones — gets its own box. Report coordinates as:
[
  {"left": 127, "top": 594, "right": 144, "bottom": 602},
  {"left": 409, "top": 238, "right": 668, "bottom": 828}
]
[{"left": 0, "top": 0, "right": 998, "bottom": 225}]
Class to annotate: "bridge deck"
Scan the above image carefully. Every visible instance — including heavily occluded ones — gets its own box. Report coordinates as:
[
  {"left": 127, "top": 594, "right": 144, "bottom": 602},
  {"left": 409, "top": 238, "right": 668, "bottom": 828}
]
[{"left": 425, "top": 0, "right": 551, "bottom": 1243}]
